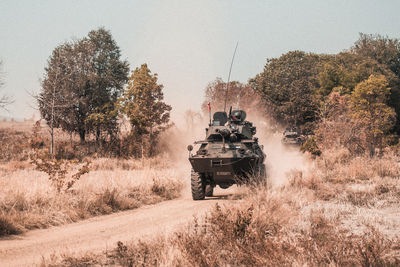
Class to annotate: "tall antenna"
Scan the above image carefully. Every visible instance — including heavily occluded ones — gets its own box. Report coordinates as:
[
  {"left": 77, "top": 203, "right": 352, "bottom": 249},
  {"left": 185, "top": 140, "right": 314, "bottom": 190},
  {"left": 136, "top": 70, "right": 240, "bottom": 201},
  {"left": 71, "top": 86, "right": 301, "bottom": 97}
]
[{"left": 223, "top": 42, "right": 239, "bottom": 113}]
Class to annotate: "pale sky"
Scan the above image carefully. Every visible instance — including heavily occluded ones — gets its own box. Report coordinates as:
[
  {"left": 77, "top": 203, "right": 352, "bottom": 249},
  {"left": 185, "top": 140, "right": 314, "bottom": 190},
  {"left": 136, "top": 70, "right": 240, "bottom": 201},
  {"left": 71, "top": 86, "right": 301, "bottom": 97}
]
[{"left": 1, "top": 0, "right": 400, "bottom": 123}]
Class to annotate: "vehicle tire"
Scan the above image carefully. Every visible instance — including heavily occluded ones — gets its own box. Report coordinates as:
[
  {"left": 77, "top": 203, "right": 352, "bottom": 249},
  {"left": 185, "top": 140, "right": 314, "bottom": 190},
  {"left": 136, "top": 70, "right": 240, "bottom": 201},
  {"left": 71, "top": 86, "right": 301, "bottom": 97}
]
[
  {"left": 254, "top": 164, "right": 267, "bottom": 185},
  {"left": 205, "top": 184, "right": 214, "bottom": 197},
  {"left": 259, "top": 164, "right": 267, "bottom": 186},
  {"left": 191, "top": 169, "right": 205, "bottom": 200},
  {"left": 219, "top": 184, "right": 231, "bottom": 189},
  {"left": 259, "top": 164, "right": 266, "bottom": 179}
]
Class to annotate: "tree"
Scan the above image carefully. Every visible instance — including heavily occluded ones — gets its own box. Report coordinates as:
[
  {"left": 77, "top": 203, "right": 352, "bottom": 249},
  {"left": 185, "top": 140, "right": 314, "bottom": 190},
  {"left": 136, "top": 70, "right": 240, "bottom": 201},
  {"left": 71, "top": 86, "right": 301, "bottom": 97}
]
[
  {"left": 317, "top": 75, "right": 396, "bottom": 156},
  {"left": 351, "top": 34, "right": 400, "bottom": 133},
  {"left": 39, "top": 28, "right": 129, "bottom": 144},
  {"left": 85, "top": 28, "right": 130, "bottom": 142},
  {"left": 184, "top": 110, "right": 203, "bottom": 132},
  {"left": 0, "top": 61, "right": 12, "bottom": 110},
  {"left": 316, "top": 91, "right": 365, "bottom": 154},
  {"left": 121, "top": 64, "right": 171, "bottom": 157},
  {"left": 350, "top": 75, "right": 396, "bottom": 156},
  {"left": 319, "top": 35, "right": 400, "bottom": 134},
  {"left": 37, "top": 46, "right": 70, "bottom": 154},
  {"left": 250, "top": 51, "right": 324, "bottom": 133},
  {"left": 201, "top": 78, "right": 263, "bottom": 115},
  {"left": 352, "top": 33, "right": 400, "bottom": 76},
  {"left": 318, "top": 52, "right": 397, "bottom": 96}
]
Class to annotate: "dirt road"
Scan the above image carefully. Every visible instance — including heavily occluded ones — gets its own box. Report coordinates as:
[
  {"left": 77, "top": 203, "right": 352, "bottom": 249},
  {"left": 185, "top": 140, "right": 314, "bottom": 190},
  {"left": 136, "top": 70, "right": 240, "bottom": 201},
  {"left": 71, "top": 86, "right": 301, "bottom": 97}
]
[{"left": 0, "top": 189, "right": 235, "bottom": 266}]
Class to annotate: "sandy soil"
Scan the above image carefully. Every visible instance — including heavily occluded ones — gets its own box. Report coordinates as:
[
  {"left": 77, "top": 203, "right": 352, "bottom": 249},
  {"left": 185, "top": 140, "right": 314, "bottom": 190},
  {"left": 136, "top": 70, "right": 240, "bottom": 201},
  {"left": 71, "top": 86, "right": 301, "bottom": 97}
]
[{"left": 0, "top": 187, "right": 235, "bottom": 266}]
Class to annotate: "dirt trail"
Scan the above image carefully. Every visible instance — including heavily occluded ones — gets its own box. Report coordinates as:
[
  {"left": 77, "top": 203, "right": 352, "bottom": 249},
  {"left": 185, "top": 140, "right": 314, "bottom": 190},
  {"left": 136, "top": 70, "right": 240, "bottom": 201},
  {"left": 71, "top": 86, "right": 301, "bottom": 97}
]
[{"left": 0, "top": 188, "right": 235, "bottom": 266}]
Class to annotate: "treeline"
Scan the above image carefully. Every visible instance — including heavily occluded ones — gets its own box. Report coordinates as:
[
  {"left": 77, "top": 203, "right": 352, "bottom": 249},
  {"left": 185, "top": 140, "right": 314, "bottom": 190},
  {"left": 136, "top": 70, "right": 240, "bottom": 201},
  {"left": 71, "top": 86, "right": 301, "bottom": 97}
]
[
  {"left": 204, "top": 34, "right": 400, "bottom": 156},
  {"left": 40, "top": 29, "right": 400, "bottom": 159},
  {"left": 38, "top": 28, "right": 171, "bottom": 158}
]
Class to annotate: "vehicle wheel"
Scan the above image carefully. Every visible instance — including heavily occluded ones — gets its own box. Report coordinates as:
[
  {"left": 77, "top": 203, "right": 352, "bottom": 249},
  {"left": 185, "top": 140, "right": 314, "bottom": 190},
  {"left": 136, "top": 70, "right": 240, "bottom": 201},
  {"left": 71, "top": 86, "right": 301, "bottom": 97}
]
[
  {"left": 219, "top": 184, "right": 231, "bottom": 189},
  {"left": 259, "top": 164, "right": 267, "bottom": 185},
  {"left": 205, "top": 184, "right": 214, "bottom": 197},
  {"left": 191, "top": 169, "right": 205, "bottom": 200},
  {"left": 259, "top": 164, "right": 266, "bottom": 178},
  {"left": 254, "top": 164, "right": 267, "bottom": 185}
]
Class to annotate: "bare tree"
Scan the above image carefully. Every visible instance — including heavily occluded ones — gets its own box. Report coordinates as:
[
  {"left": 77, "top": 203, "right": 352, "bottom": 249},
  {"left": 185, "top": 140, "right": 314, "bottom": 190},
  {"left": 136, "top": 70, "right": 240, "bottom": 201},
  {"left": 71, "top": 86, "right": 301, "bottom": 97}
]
[
  {"left": 37, "top": 50, "right": 71, "bottom": 156},
  {"left": 38, "top": 70, "right": 63, "bottom": 155},
  {"left": 0, "top": 61, "right": 13, "bottom": 110}
]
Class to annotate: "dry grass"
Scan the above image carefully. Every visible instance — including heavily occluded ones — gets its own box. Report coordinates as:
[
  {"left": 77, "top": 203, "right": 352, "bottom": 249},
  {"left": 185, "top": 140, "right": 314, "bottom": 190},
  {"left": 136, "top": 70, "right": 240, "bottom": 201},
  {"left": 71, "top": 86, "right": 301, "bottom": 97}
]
[
  {"left": 46, "top": 187, "right": 400, "bottom": 266},
  {"left": 45, "top": 149, "right": 400, "bottom": 266},
  {"left": 0, "top": 128, "right": 31, "bottom": 161},
  {"left": 0, "top": 157, "right": 184, "bottom": 237},
  {"left": 90, "top": 154, "right": 171, "bottom": 171},
  {"left": 290, "top": 149, "right": 400, "bottom": 208}
]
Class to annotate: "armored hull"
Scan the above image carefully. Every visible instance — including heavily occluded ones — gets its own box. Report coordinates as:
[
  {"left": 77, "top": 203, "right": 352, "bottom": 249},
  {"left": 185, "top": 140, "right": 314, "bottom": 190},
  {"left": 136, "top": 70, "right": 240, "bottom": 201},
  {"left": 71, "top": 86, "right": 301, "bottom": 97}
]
[{"left": 190, "top": 153, "right": 261, "bottom": 185}]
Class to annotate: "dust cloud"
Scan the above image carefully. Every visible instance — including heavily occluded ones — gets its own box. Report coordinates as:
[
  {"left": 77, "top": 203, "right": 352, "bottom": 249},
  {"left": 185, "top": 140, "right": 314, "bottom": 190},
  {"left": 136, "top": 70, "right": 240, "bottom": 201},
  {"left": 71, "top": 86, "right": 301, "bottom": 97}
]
[
  {"left": 259, "top": 129, "right": 309, "bottom": 187},
  {"left": 247, "top": 111, "right": 310, "bottom": 187},
  {"left": 157, "top": 110, "right": 209, "bottom": 197}
]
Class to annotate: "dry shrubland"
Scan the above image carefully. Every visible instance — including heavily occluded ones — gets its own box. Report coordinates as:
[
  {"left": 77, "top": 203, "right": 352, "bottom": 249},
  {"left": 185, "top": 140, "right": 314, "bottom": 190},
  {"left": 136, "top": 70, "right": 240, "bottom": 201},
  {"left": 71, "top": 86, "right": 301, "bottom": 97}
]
[
  {"left": 0, "top": 156, "right": 183, "bottom": 237},
  {"left": 2, "top": 118, "right": 400, "bottom": 266},
  {"left": 44, "top": 148, "right": 400, "bottom": 266},
  {"left": 0, "top": 120, "right": 187, "bottom": 237},
  {"left": 0, "top": 128, "right": 31, "bottom": 161},
  {"left": 2, "top": 109, "right": 400, "bottom": 266}
]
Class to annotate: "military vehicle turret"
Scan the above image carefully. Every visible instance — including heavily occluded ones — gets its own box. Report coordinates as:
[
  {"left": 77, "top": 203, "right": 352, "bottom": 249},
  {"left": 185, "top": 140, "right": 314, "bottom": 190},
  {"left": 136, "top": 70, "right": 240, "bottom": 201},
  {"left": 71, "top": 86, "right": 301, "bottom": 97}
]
[{"left": 187, "top": 108, "right": 266, "bottom": 200}]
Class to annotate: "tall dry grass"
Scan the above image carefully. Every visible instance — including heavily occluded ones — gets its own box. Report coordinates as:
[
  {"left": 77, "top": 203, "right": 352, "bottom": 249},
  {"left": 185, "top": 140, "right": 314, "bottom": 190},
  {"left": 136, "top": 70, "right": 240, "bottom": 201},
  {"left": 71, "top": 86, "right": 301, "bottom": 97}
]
[
  {"left": 45, "top": 149, "right": 400, "bottom": 266},
  {"left": 0, "top": 157, "right": 184, "bottom": 237},
  {"left": 290, "top": 148, "right": 400, "bottom": 207}
]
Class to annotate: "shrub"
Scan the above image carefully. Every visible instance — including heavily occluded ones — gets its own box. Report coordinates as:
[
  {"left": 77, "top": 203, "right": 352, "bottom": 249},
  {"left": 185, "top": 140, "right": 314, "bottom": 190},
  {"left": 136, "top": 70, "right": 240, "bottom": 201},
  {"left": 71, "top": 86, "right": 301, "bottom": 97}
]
[
  {"left": 30, "top": 149, "right": 91, "bottom": 192},
  {"left": 301, "top": 136, "right": 322, "bottom": 156},
  {"left": 0, "top": 215, "right": 23, "bottom": 236}
]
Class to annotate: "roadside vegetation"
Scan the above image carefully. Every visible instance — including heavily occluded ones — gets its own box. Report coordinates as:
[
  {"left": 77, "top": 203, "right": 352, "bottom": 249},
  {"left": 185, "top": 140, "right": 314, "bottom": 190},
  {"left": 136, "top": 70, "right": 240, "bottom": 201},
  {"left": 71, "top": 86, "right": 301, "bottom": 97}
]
[
  {"left": 43, "top": 149, "right": 400, "bottom": 266},
  {"left": 0, "top": 155, "right": 183, "bottom": 237}
]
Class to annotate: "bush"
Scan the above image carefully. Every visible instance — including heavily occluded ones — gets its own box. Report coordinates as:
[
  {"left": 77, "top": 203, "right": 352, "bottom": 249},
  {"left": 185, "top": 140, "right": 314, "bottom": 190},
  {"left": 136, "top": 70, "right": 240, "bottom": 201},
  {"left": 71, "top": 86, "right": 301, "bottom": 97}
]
[
  {"left": 30, "top": 149, "right": 90, "bottom": 192},
  {"left": 301, "top": 136, "right": 322, "bottom": 156},
  {"left": 0, "top": 215, "right": 23, "bottom": 236}
]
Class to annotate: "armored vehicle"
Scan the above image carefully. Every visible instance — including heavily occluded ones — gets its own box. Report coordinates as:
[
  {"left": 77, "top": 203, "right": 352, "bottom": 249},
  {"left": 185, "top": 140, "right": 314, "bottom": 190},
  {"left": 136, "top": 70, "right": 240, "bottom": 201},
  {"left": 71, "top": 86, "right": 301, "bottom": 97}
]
[
  {"left": 187, "top": 109, "right": 266, "bottom": 200},
  {"left": 282, "top": 127, "right": 304, "bottom": 146}
]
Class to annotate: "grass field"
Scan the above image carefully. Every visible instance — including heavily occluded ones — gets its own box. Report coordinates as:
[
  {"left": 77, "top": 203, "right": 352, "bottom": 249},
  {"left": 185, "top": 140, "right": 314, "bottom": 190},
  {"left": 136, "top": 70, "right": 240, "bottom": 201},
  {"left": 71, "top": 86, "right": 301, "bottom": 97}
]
[
  {"left": 0, "top": 156, "right": 184, "bottom": 237},
  {"left": 1, "top": 119, "right": 400, "bottom": 266},
  {"left": 44, "top": 149, "right": 400, "bottom": 266}
]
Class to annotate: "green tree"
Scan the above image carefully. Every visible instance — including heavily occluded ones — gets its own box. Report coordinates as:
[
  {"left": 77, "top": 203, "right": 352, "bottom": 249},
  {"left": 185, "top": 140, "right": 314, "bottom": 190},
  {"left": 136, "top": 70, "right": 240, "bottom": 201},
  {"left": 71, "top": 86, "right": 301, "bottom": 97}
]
[
  {"left": 318, "top": 52, "right": 396, "bottom": 96},
  {"left": 351, "top": 33, "right": 400, "bottom": 132},
  {"left": 39, "top": 28, "right": 129, "bottom": 143},
  {"left": 319, "top": 34, "right": 400, "bottom": 133},
  {"left": 85, "top": 103, "right": 119, "bottom": 150},
  {"left": 85, "top": 28, "right": 130, "bottom": 142},
  {"left": 251, "top": 51, "right": 325, "bottom": 133},
  {"left": 350, "top": 75, "right": 396, "bottom": 156},
  {"left": 121, "top": 64, "right": 172, "bottom": 157},
  {"left": 352, "top": 33, "right": 400, "bottom": 76}
]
